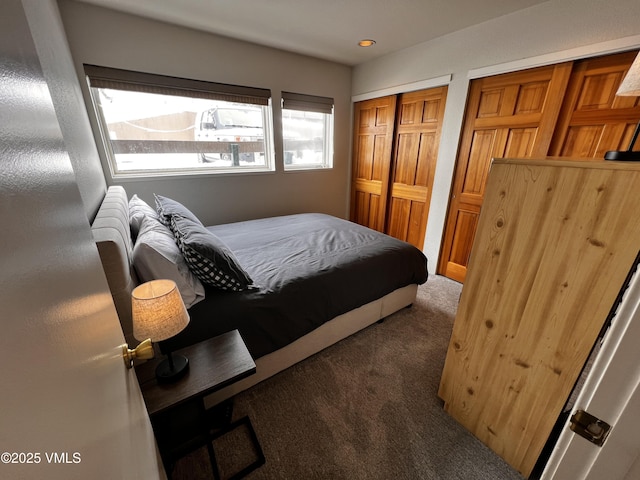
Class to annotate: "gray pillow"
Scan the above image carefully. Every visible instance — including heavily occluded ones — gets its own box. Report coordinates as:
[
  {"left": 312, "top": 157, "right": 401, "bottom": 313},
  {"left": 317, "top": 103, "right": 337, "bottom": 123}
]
[
  {"left": 171, "top": 215, "right": 253, "bottom": 291},
  {"left": 132, "top": 215, "right": 205, "bottom": 308},
  {"left": 155, "top": 194, "right": 203, "bottom": 227},
  {"left": 129, "top": 194, "right": 159, "bottom": 242}
]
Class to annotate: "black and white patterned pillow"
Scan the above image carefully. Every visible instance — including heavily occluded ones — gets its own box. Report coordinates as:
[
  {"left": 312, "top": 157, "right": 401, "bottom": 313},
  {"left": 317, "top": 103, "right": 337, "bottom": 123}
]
[
  {"left": 155, "top": 194, "right": 203, "bottom": 227},
  {"left": 171, "top": 215, "right": 253, "bottom": 291}
]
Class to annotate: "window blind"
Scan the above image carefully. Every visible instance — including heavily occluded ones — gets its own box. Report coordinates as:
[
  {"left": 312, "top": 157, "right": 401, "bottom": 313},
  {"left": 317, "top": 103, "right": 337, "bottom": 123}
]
[
  {"left": 84, "top": 64, "right": 271, "bottom": 106},
  {"left": 281, "top": 91, "right": 334, "bottom": 114}
]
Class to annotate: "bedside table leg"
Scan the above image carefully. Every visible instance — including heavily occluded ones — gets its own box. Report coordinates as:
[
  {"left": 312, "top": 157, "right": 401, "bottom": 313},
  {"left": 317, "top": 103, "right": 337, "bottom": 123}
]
[
  {"left": 196, "top": 398, "right": 223, "bottom": 480},
  {"left": 209, "top": 415, "right": 265, "bottom": 480},
  {"left": 205, "top": 438, "right": 221, "bottom": 480}
]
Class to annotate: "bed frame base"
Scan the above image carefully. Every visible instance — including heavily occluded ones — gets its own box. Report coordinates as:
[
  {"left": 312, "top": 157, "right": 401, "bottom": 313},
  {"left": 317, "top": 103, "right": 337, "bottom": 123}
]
[{"left": 203, "top": 283, "right": 418, "bottom": 408}]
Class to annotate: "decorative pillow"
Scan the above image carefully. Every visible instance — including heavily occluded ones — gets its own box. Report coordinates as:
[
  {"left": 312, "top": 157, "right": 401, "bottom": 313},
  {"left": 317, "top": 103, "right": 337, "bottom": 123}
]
[
  {"left": 132, "top": 215, "right": 205, "bottom": 308},
  {"left": 129, "top": 194, "right": 159, "bottom": 242},
  {"left": 155, "top": 194, "right": 203, "bottom": 227},
  {"left": 171, "top": 215, "right": 253, "bottom": 291}
]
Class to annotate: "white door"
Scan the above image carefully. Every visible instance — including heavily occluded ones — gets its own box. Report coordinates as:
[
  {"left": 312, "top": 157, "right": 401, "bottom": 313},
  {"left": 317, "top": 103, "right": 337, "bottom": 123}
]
[
  {"left": 0, "top": 2, "right": 164, "bottom": 478},
  {"left": 542, "top": 265, "right": 640, "bottom": 479}
]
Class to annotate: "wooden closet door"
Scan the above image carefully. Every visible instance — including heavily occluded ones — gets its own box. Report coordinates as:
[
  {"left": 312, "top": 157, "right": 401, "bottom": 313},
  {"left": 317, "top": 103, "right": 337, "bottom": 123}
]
[
  {"left": 438, "top": 63, "right": 572, "bottom": 282},
  {"left": 549, "top": 49, "right": 640, "bottom": 157},
  {"left": 386, "top": 87, "right": 448, "bottom": 248},
  {"left": 350, "top": 95, "right": 397, "bottom": 232}
]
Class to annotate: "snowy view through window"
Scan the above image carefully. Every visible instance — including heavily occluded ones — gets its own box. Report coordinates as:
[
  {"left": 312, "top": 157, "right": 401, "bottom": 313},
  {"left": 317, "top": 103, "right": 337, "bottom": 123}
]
[{"left": 91, "top": 88, "right": 332, "bottom": 176}]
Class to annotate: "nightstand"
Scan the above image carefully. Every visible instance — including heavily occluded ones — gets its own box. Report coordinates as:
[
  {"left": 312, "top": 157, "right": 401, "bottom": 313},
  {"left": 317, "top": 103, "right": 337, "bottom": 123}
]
[{"left": 136, "top": 329, "right": 265, "bottom": 479}]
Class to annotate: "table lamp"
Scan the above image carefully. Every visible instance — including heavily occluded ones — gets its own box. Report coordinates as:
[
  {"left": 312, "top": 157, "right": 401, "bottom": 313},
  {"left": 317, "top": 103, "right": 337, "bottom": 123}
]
[
  {"left": 132, "top": 279, "right": 190, "bottom": 383},
  {"left": 605, "top": 51, "right": 640, "bottom": 161}
]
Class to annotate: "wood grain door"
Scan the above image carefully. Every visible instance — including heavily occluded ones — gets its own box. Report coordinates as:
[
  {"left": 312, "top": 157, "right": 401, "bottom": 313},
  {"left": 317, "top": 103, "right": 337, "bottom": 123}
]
[
  {"left": 351, "top": 87, "right": 447, "bottom": 249},
  {"left": 549, "top": 50, "right": 640, "bottom": 157},
  {"left": 386, "top": 87, "right": 448, "bottom": 248},
  {"left": 350, "top": 95, "right": 397, "bottom": 232},
  {"left": 438, "top": 63, "right": 572, "bottom": 282},
  {"left": 438, "top": 158, "right": 640, "bottom": 477}
]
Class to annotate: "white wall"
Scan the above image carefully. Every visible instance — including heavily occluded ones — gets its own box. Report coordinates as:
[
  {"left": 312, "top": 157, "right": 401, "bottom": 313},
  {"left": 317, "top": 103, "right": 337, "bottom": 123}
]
[
  {"left": 25, "top": 0, "right": 106, "bottom": 219},
  {"left": 353, "top": 0, "right": 640, "bottom": 273},
  {"left": 58, "top": 0, "right": 352, "bottom": 226}
]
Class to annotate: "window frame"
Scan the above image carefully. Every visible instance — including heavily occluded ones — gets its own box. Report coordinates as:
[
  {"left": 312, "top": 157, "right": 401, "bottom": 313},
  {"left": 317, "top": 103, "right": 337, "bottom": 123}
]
[
  {"left": 84, "top": 65, "right": 275, "bottom": 178},
  {"left": 281, "top": 91, "right": 334, "bottom": 171}
]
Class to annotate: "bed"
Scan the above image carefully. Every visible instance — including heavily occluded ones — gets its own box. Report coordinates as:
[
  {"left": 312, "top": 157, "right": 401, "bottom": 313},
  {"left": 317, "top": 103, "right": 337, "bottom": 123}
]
[{"left": 91, "top": 186, "right": 428, "bottom": 404}]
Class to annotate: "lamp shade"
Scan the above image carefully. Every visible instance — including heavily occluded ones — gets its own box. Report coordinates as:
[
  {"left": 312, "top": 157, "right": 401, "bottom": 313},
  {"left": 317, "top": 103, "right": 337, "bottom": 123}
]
[
  {"left": 132, "top": 279, "right": 189, "bottom": 342},
  {"left": 617, "top": 52, "right": 640, "bottom": 96}
]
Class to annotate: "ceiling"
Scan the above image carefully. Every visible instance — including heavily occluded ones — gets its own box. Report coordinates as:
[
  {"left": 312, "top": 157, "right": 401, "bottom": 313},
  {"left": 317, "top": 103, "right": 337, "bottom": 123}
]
[{"left": 75, "top": 0, "right": 548, "bottom": 66}]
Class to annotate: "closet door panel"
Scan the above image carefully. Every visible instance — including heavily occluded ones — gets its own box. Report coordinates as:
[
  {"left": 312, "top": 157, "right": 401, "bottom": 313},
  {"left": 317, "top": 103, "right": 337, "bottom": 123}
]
[
  {"left": 439, "top": 63, "right": 572, "bottom": 282},
  {"left": 350, "top": 96, "right": 397, "bottom": 232},
  {"left": 442, "top": 207, "right": 479, "bottom": 282},
  {"left": 394, "top": 132, "right": 420, "bottom": 184},
  {"left": 351, "top": 87, "right": 447, "bottom": 250},
  {"left": 460, "top": 129, "right": 500, "bottom": 199},
  {"left": 504, "top": 127, "right": 538, "bottom": 157},
  {"left": 549, "top": 50, "right": 640, "bottom": 157},
  {"left": 353, "top": 188, "right": 381, "bottom": 230},
  {"left": 386, "top": 87, "right": 447, "bottom": 249},
  {"left": 386, "top": 190, "right": 428, "bottom": 245}
]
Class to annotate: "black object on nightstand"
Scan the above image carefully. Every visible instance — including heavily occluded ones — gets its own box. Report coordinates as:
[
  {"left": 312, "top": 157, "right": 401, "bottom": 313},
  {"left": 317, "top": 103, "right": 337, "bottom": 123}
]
[{"left": 136, "top": 329, "right": 265, "bottom": 479}]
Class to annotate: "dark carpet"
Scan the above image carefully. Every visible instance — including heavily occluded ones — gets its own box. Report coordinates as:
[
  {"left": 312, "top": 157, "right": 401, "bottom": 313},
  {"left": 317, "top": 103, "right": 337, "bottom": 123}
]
[{"left": 171, "top": 275, "right": 524, "bottom": 480}]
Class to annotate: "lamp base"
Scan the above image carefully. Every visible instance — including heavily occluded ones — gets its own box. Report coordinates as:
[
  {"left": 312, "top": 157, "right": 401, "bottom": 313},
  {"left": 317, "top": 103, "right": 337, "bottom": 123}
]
[
  {"left": 604, "top": 150, "right": 640, "bottom": 161},
  {"left": 155, "top": 354, "right": 189, "bottom": 383}
]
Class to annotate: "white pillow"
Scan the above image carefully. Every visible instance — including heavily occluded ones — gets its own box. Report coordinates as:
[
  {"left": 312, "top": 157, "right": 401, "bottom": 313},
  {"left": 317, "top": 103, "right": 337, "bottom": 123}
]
[
  {"left": 132, "top": 215, "right": 205, "bottom": 308},
  {"left": 129, "top": 194, "right": 159, "bottom": 242}
]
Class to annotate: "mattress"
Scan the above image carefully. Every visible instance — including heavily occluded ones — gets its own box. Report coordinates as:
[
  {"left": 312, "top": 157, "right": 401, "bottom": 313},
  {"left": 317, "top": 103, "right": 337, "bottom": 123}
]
[{"left": 162, "top": 213, "right": 428, "bottom": 358}]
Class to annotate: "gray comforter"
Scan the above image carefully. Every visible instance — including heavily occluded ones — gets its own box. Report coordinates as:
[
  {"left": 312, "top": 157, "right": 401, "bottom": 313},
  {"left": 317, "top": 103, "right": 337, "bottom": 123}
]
[{"left": 162, "top": 213, "right": 428, "bottom": 358}]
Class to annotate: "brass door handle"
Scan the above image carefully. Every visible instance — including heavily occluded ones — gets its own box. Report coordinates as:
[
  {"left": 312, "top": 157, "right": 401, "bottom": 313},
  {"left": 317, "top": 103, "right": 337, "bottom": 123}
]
[{"left": 122, "top": 338, "right": 155, "bottom": 368}]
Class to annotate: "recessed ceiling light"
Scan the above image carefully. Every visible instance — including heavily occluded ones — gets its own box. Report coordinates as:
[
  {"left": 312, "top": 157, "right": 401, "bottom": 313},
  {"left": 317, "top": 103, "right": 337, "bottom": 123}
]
[{"left": 358, "top": 39, "right": 376, "bottom": 47}]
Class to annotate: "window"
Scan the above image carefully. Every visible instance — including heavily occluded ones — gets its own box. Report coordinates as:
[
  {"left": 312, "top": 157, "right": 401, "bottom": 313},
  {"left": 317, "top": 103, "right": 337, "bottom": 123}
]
[
  {"left": 85, "top": 65, "right": 274, "bottom": 177},
  {"left": 281, "top": 92, "right": 334, "bottom": 170}
]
